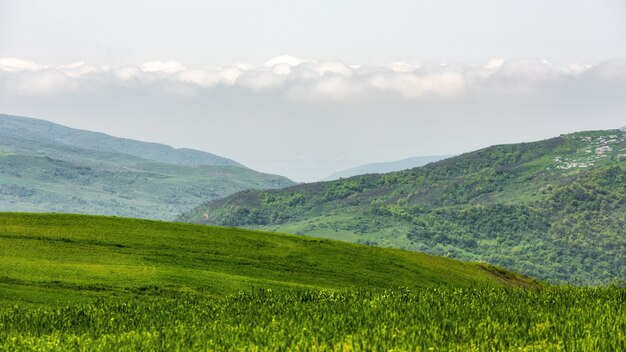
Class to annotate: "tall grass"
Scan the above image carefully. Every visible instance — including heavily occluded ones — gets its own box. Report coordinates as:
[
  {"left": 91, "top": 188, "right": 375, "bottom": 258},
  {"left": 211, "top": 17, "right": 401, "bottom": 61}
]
[{"left": 2, "top": 286, "right": 624, "bottom": 351}]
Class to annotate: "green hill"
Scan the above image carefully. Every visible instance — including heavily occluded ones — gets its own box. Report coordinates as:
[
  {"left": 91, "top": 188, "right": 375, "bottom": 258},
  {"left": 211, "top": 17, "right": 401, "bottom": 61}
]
[
  {"left": 0, "top": 213, "right": 535, "bottom": 307},
  {"left": 3, "top": 213, "right": 626, "bottom": 351},
  {"left": 179, "top": 129, "right": 626, "bottom": 284},
  {"left": 0, "top": 114, "right": 294, "bottom": 219}
]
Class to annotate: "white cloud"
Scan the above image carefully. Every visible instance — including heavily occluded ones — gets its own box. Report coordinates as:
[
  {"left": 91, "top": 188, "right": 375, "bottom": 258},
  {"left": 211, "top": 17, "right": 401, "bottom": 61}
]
[
  {"left": 387, "top": 62, "right": 419, "bottom": 73},
  {"left": 139, "top": 60, "right": 186, "bottom": 73},
  {"left": 265, "top": 55, "right": 310, "bottom": 67},
  {"left": 586, "top": 59, "right": 626, "bottom": 81},
  {"left": 175, "top": 68, "right": 241, "bottom": 87},
  {"left": 477, "top": 59, "right": 578, "bottom": 96},
  {"left": 368, "top": 71, "right": 466, "bottom": 99},
  {"left": 238, "top": 70, "right": 285, "bottom": 90},
  {"left": 0, "top": 58, "right": 47, "bottom": 72},
  {"left": 313, "top": 62, "right": 353, "bottom": 76},
  {"left": 10, "top": 69, "right": 75, "bottom": 95},
  {"left": 114, "top": 67, "right": 140, "bottom": 81},
  {"left": 1, "top": 57, "right": 625, "bottom": 100},
  {"left": 56, "top": 61, "right": 107, "bottom": 78},
  {"left": 271, "top": 63, "right": 293, "bottom": 76},
  {"left": 289, "top": 76, "right": 361, "bottom": 102},
  {"left": 484, "top": 58, "right": 504, "bottom": 70}
]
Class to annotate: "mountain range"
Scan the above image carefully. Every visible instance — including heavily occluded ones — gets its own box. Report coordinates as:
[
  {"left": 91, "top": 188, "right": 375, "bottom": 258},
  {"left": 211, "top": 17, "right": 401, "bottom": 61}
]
[
  {"left": 179, "top": 128, "right": 626, "bottom": 284},
  {"left": 0, "top": 114, "right": 294, "bottom": 219}
]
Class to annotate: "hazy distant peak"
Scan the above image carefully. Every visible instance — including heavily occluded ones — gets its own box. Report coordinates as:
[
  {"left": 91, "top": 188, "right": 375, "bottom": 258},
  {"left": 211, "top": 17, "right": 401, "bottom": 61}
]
[
  {"left": 325, "top": 155, "right": 452, "bottom": 181},
  {"left": 0, "top": 114, "right": 243, "bottom": 168}
]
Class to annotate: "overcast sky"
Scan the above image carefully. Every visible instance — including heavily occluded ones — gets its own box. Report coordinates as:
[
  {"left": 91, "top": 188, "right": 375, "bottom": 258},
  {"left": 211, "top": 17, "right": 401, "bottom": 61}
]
[{"left": 1, "top": 0, "right": 625, "bottom": 181}]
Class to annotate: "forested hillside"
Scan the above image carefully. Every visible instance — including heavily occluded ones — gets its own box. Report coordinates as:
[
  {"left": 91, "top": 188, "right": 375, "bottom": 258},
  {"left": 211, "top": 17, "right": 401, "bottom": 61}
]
[{"left": 180, "top": 129, "right": 626, "bottom": 284}]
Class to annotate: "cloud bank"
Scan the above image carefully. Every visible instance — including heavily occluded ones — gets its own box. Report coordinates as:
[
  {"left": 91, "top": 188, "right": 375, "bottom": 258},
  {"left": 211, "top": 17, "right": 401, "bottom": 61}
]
[{"left": 2, "top": 56, "right": 625, "bottom": 101}]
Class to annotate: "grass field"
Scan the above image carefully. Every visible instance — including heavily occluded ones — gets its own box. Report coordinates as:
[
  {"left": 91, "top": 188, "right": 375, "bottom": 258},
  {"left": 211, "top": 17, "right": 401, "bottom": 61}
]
[
  {"left": 1, "top": 213, "right": 624, "bottom": 350},
  {"left": 2, "top": 286, "right": 625, "bottom": 351},
  {"left": 0, "top": 213, "right": 532, "bottom": 306}
]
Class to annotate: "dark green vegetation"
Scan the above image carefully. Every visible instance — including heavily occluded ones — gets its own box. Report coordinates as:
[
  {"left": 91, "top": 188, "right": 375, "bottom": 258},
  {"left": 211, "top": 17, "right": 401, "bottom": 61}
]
[
  {"left": 180, "top": 129, "right": 626, "bottom": 284},
  {"left": 0, "top": 114, "right": 293, "bottom": 219},
  {"left": 0, "top": 214, "right": 624, "bottom": 350},
  {"left": 324, "top": 155, "right": 451, "bottom": 180},
  {"left": 2, "top": 286, "right": 625, "bottom": 351}
]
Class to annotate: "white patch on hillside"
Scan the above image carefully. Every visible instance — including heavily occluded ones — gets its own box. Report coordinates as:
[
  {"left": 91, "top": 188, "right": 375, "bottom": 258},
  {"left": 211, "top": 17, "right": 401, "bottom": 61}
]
[{"left": 550, "top": 131, "right": 625, "bottom": 170}]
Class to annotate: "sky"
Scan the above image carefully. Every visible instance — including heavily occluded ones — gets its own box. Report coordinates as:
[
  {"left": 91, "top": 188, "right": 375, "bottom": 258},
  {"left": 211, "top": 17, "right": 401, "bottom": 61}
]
[{"left": 1, "top": 0, "right": 626, "bottom": 181}]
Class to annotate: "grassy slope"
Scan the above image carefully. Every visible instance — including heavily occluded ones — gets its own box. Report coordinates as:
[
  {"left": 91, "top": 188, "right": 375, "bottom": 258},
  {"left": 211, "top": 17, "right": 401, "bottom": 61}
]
[
  {"left": 1, "top": 213, "right": 624, "bottom": 351},
  {"left": 0, "top": 115, "right": 294, "bottom": 219},
  {"left": 0, "top": 213, "right": 536, "bottom": 308},
  {"left": 179, "top": 129, "right": 626, "bottom": 284}
]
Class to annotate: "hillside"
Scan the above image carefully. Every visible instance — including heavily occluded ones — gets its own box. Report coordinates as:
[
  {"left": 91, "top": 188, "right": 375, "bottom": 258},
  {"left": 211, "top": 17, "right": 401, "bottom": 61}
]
[
  {"left": 0, "top": 114, "right": 241, "bottom": 167},
  {"left": 325, "top": 155, "right": 451, "bottom": 180},
  {"left": 180, "top": 129, "right": 626, "bottom": 284},
  {"left": 0, "top": 213, "right": 535, "bottom": 307},
  {"left": 0, "top": 114, "right": 293, "bottom": 219},
  {"left": 6, "top": 213, "right": 626, "bottom": 351}
]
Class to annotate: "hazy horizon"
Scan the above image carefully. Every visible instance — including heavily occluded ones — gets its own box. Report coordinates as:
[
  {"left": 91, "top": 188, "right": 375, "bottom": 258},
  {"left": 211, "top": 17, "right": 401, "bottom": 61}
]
[{"left": 1, "top": 1, "right": 625, "bottom": 181}]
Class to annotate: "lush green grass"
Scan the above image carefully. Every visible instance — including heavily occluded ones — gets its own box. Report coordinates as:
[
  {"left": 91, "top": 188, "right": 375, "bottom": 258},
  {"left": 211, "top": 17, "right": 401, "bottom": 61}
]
[
  {"left": 2, "top": 286, "right": 625, "bottom": 351},
  {"left": 0, "top": 213, "right": 534, "bottom": 308},
  {"left": 180, "top": 129, "right": 626, "bottom": 284},
  {"left": 2, "top": 213, "right": 625, "bottom": 350}
]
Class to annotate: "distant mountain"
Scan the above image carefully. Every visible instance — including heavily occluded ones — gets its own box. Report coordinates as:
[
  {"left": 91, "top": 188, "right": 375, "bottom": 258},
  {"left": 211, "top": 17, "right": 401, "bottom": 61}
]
[
  {"left": 0, "top": 114, "right": 294, "bottom": 219},
  {"left": 0, "top": 114, "right": 241, "bottom": 167},
  {"left": 179, "top": 129, "right": 626, "bottom": 284},
  {"left": 325, "top": 155, "right": 451, "bottom": 180}
]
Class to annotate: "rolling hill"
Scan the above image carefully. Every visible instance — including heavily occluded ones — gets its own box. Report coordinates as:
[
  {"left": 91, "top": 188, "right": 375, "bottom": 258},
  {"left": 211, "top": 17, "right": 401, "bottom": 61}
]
[
  {"left": 8, "top": 213, "right": 626, "bottom": 351},
  {"left": 0, "top": 213, "right": 535, "bottom": 307},
  {"left": 0, "top": 114, "right": 294, "bottom": 219},
  {"left": 179, "top": 128, "right": 626, "bottom": 284},
  {"left": 325, "top": 155, "right": 451, "bottom": 180}
]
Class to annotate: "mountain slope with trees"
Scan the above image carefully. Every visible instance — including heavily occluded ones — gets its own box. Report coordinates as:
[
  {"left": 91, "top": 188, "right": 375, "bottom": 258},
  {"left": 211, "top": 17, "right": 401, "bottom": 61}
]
[{"left": 179, "top": 129, "right": 626, "bottom": 284}]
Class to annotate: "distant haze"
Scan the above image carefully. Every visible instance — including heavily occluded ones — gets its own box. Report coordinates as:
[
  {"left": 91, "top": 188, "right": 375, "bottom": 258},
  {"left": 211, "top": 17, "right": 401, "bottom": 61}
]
[
  {"left": 325, "top": 156, "right": 452, "bottom": 181},
  {"left": 1, "top": 1, "right": 625, "bottom": 181}
]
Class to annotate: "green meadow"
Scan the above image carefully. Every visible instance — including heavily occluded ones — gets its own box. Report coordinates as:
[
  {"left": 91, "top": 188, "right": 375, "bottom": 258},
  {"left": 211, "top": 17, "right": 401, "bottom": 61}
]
[{"left": 0, "top": 213, "right": 624, "bottom": 350}]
